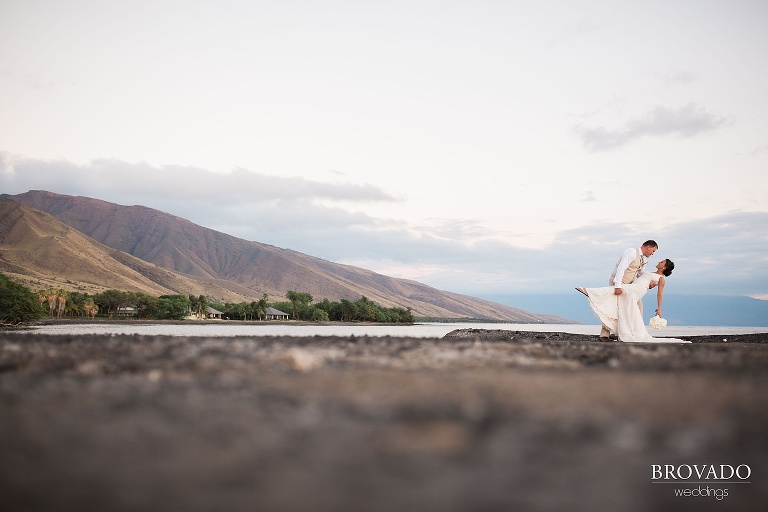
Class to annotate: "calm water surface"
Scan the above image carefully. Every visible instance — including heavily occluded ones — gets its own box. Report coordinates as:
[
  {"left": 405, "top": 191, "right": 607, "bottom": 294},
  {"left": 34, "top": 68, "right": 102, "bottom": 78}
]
[{"left": 23, "top": 322, "right": 768, "bottom": 338}]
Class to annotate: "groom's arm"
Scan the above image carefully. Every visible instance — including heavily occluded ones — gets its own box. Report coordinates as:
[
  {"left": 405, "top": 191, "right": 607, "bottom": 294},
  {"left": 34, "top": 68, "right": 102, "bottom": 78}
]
[{"left": 612, "top": 248, "right": 636, "bottom": 294}]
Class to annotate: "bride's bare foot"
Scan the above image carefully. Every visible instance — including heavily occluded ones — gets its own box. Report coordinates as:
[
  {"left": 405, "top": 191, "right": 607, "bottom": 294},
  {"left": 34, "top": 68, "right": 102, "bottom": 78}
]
[{"left": 575, "top": 287, "right": 588, "bottom": 297}]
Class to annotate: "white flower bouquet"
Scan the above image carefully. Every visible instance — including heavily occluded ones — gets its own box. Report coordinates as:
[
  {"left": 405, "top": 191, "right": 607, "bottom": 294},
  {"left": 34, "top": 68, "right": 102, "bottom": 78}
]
[{"left": 649, "top": 315, "right": 667, "bottom": 329}]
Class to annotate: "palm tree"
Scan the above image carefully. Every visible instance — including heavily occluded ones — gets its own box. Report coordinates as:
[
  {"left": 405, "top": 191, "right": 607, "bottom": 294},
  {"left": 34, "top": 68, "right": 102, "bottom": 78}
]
[
  {"left": 39, "top": 288, "right": 59, "bottom": 318},
  {"left": 38, "top": 291, "right": 48, "bottom": 315},
  {"left": 188, "top": 294, "right": 209, "bottom": 318},
  {"left": 83, "top": 299, "right": 98, "bottom": 319},
  {"left": 257, "top": 293, "right": 269, "bottom": 321},
  {"left": 65, "top": 294, "right": 80, "bottom": 317},
  {"left": 56, "top": 290, "right": 67, "bottom": 319}
]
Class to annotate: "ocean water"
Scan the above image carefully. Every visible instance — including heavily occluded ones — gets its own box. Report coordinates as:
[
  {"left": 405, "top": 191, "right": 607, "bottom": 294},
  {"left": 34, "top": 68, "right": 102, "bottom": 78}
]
[{"left": 20, "top": 322, "right": 768, "bottom": 338}]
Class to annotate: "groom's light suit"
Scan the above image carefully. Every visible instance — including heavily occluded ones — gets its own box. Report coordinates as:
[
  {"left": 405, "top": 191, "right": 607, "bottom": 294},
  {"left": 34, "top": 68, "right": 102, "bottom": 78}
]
[{"left": 600, "top": 248, "right": 647, "bottom": 338}]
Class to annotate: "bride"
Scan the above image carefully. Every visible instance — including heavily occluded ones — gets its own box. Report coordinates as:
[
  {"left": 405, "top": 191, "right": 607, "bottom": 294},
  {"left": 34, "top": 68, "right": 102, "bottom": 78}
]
[{"left": 576, "top": 259, "right": 689, "bottom": 343}]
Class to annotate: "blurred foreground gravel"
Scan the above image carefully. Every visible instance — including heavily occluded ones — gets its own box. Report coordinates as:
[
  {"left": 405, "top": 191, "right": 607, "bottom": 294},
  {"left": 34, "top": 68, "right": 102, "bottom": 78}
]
[{"left": 1, "top": 329, "right": 767, "bottom": 511}]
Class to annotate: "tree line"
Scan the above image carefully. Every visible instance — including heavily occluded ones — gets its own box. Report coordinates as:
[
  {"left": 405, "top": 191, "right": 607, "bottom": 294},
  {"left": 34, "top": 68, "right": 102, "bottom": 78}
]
[
  {"left": 215, "top": 291, "right": 413, "bottom": 323},
  {"left": 0, "top": 273, "right": 413, "bottom": 325},
  {"left": 271, "top": 293, "right": 414, "bottom": 323}
]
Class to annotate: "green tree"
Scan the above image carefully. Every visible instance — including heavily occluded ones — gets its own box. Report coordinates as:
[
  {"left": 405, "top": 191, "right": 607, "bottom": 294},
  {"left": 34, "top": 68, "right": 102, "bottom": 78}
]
[
  {"left": 0, "top": 273, "right": 45, "bottom": 325},
  {"left": 157, "top": 294, "right": 191, "bottom": 320},
  {"left": 94, "top": 289, "right": 132, "bottom": 317},
  {"left": 222, "top": 302, "right": 246, "bottom": 320},
  {"left": 339, "top": 299, "right": 355, "bottom": 322},
  {"left": 243, "top": 301, "right": 256, "bottom": 320},
  {"left": 310, "top": 307, "right": 329, "bottom": 322},
  {"left": 62, "top": 292, "right": 79, "bottom": 317},
  {"left": 67, "top": 292, "right": 92, "bottom": 317},
  {"left": 134, "top": 292, "right": 159, "bottom": 319},
  {"left": 393, "top": 307, "right": 414, "bottom": 323},
  {"left": 356, "top": 296, "right": 378, "bottom": 322},
  {"left": 286, "top": 290, "right": 313, "bottom": 320},
  {"left": 315, "top": 298, "right": 342, "bottom": 321}
]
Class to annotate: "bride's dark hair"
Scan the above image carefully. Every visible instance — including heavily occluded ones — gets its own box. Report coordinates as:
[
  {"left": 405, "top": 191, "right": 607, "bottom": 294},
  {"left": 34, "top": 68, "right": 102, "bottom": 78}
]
[{"left": 663, "top": 259, "right": 674, "bottom": 277}]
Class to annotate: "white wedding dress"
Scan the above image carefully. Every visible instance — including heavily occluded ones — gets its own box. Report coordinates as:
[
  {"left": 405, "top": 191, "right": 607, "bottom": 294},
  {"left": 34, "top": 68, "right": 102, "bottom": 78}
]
[{"left": 585, "top": 272, "right": 689, "bottom": 343}]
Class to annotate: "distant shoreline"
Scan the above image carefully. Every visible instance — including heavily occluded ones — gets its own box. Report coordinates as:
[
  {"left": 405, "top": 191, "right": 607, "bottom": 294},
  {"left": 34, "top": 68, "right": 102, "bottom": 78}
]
[
  {"left": 29, "top": 317, "right": 577, "bottom": 327},
  {"left": 8, "top": 318, "right": 768, "bottom": 343},
  {"left": 30, "top": 317, "right": 415, "bottom": 327}
]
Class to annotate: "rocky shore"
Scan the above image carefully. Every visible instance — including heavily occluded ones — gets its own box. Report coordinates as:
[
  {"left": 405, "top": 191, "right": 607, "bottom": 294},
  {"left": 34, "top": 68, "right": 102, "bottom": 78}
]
[{"left": 2, "top": 329, "right": 767, "bottom": 511}]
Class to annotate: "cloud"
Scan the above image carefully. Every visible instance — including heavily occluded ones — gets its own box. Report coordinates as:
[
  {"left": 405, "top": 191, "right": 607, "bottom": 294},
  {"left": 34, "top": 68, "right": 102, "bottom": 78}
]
[
  {"left": 319, "top": 211, "right": 768, "bottom": 299},
  {"left": 3, "top": 154, "right": 766, "bottom": 298},
  {"left": 1, "top": 153, "right": 396, "bottom": 218},
  {"left": 574, "top": 103, "right": 727, "bottom": 151},
  {"left": 0, "top": 69, "right": 58, "bottom": 91},
  {"left": 341, "top": 213, "right": 768, "bottom": 298},
  {"left": 0, "top": 151, "right": 400, "bottom": 248},
  {"left": 739, "top": 144, "right": 768, "bottom": 157},
  {"left": 546, "top": 18, "right": 605, "bottom": 48},
  {"left": 661, "top": 70, "right": 697, "bottom": 86}
]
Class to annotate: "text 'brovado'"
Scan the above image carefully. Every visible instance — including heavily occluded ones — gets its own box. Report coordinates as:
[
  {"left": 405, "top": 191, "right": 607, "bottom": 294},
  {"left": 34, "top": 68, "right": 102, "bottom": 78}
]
[{"left": 652, "top": 464, "right": 751, "bottom": 481}]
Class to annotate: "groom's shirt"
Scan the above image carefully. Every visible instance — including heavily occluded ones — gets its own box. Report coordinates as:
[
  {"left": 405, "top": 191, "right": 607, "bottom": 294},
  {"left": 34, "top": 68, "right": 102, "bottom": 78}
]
[{"left": 611, "top": 247, "right": 647, "bottom": 288}]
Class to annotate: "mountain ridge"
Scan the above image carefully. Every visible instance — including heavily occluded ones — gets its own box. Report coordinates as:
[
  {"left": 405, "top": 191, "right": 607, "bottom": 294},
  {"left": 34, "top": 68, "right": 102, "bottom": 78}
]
[
  {"left": 2, "top": 191, "right": 571, "bottom": 322},
  {"left": 0, "top": 198, "right": 260, "bottom": 302}
]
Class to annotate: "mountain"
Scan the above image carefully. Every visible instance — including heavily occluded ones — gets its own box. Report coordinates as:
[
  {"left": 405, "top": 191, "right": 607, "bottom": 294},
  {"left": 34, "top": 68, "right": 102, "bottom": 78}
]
[
  {"left": 2, "top": 191, "right": 568, "bottom": 322},
  {"left": 0, "top": 198, "right": 262, "bottom": 302}
]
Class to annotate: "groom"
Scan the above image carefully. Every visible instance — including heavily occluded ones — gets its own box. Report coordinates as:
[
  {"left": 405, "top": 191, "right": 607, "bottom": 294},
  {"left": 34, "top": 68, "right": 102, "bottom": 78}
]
[{"left": 599, "top": 240, "right": 659, "bottom": 340}]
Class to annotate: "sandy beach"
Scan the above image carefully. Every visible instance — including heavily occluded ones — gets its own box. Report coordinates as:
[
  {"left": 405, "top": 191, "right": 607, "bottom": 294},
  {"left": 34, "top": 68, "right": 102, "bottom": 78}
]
[{"left": 1, "top": 329, "right": 767, "bottom": 511}]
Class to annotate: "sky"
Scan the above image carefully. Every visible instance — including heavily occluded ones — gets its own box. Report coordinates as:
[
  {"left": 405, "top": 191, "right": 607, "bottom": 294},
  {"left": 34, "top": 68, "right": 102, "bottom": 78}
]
[{"left": 1, "top": 0, "right": 767, "bottom": 300}]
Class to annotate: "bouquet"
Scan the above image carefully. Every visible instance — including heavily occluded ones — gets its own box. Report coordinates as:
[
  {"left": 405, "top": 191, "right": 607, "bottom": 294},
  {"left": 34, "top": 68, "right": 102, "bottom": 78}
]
[{"left": 649, "top": 315, "right": 667, "bottom": 329}]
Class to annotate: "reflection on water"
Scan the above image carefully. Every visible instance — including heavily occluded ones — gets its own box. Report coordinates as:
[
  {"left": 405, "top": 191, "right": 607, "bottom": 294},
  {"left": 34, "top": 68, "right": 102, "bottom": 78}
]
[{"left": 21, "top": 322, "right": 768, "bottom": 338}]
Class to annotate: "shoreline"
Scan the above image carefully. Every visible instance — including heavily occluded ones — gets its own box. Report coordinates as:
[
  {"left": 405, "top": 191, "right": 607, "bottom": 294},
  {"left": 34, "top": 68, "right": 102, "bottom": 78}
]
[
  {"left": 444, "top": 328, "right": 768, "bottom": 344},
  {"left": 31, "top": 318, "right": 404, "bottom": 326},
  {"left": 10, "top": 318, "right": 768, "bottom": 343}
]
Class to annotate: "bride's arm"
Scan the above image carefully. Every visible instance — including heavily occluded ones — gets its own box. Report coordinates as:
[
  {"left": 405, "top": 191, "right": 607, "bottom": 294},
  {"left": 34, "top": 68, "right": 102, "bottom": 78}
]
[{"left": 655, "top": 277, "right": 665, "bottom": 317}]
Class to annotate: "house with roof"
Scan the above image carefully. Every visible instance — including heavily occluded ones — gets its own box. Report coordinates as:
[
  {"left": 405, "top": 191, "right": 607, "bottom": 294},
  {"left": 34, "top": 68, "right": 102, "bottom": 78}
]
[
  {"left": 205, "top": 306, "right": 223, "bottom": 319},
  {"left": 265, "top": 307, "right": 290, "bottom": 320}
]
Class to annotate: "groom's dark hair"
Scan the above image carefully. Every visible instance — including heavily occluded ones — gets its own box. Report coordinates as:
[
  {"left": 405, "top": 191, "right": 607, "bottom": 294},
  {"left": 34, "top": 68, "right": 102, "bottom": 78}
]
[{"left": 642, "top": 240, "right": 658, "bottom": 248}]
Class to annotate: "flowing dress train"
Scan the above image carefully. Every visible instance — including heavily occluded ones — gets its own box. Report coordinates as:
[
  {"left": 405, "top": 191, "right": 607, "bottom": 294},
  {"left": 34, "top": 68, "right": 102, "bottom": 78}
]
[{"left": 584, "top": 272, "right": 689, "bottom": 343}]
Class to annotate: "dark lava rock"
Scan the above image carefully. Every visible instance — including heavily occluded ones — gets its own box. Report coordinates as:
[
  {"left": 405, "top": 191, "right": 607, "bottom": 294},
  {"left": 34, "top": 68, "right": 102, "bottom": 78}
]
[{"left": 2, "top": 332, "right": 767, "bottom": 512}]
